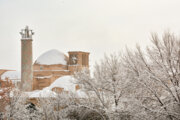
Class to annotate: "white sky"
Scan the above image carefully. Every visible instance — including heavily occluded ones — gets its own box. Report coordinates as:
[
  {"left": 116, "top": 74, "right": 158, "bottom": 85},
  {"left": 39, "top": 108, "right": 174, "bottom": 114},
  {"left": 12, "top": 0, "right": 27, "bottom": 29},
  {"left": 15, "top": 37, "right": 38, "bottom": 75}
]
[{"left": 1, "top": 0, "right": 180, "bottom": 70}]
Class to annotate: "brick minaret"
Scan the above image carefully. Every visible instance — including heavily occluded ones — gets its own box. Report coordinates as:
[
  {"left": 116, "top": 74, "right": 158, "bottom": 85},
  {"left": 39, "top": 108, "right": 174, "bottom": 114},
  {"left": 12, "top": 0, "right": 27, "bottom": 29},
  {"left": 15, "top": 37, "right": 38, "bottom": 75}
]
[{"left": 20, "top": 26, "right": 34, "bottom": 91}]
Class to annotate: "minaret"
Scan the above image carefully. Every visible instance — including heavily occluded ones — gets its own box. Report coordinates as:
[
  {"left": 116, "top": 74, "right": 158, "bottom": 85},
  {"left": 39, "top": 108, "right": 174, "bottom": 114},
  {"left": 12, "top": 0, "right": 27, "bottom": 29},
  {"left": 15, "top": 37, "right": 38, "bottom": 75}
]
[{"left": 20, "top": 26, "right": 34, "bottom": 91}]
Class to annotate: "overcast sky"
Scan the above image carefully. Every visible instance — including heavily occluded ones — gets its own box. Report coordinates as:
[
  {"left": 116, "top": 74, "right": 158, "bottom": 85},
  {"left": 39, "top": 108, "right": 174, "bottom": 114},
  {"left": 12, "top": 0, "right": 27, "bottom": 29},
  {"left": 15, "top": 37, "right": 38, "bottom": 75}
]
[{"left": 1, "top": 0, "right": 180, "bottom": 70}]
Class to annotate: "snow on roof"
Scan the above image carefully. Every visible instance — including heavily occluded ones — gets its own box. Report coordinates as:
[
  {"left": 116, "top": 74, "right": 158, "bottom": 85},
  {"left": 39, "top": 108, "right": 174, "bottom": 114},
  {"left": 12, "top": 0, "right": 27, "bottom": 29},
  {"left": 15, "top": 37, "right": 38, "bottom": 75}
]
[
  {"left": 26, "top": 75, "right": 87, "bottom": 98},
  {"left": 27, "top": 90, "right": 57, "bottom": 98},
  {"left": 1, "top": 71, "right": 21, "bottom": 81},
  {"left": 48, "top": 76, "right": 76, "bottom": 92},
  {"left": 35, "top": 49, "right": 67, "bottom": 65},
  {"left": 35, "top": 75, "right": 52, "bottom": 79},
  {"left": 47, "top": 75, "right": 87, "bottom": 98},
  {"left": 75, "top": 90, "right": 88, "bottom": 98}
]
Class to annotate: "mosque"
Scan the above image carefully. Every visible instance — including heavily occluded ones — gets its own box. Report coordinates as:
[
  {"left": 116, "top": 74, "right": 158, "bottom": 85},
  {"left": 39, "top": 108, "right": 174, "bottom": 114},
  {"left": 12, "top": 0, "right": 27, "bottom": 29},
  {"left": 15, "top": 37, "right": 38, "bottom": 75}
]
[{"left": 0, "top": 26, "right": 89, "bottom": 96}]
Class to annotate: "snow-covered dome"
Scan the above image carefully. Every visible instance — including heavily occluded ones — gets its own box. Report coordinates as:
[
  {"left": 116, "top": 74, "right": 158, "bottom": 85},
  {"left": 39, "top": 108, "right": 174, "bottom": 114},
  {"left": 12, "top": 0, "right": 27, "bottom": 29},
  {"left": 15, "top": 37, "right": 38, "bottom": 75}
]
[
  {"left": 45, "top": 75, "right": 87, "bottom": 98},
  {"left": 35, "top": 49, "right": 68, "bottom": 65},
  {"left": 48, "top": 76, "right": 76, "bottom": 92},
  {"left": 26, "top": 76, "right": 87, "bottom": 98}
]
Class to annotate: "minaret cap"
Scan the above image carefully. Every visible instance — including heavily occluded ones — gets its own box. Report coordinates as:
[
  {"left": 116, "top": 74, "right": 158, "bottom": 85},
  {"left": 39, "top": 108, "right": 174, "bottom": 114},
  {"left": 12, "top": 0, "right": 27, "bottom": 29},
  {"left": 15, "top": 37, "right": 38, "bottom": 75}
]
[{"left": 20, "top": 26, "right": 34, "bottom": 39}]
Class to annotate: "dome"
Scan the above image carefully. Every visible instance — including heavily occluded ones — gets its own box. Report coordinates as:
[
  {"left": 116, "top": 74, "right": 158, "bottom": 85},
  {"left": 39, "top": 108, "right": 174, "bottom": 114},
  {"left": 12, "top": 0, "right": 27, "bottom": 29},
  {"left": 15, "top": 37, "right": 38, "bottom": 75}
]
[
  {"left": 48, "top": 76, "right": 76, "bottom": 92},
  {"left": 35, "top": 49, "right": 68, "bottom": 65}
]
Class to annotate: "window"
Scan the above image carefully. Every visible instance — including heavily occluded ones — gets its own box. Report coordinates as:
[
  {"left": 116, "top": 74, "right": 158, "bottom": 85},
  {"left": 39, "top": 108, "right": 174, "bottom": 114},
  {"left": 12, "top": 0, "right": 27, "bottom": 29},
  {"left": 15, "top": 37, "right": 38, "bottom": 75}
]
[
  {"left": 40, "top": 66, "right": 43, "bottom": 70},
  {"left": 70, "top": 54, "right": 77, "bottom": 65}
]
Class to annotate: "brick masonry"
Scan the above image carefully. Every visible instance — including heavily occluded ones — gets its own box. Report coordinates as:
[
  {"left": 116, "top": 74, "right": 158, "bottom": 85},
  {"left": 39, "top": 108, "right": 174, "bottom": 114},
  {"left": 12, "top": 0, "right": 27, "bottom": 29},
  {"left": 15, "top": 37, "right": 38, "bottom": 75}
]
[{"left": 21, "top": 39, "right": 33, "bottom": 91}]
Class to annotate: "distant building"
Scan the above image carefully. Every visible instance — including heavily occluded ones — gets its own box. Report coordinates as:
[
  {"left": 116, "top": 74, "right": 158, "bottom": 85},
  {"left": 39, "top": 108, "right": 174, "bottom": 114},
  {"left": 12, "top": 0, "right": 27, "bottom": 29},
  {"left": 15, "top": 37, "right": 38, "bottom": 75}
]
[
  {"left": 33, "top": 49, "right": 89, "bottom": 90},
  {"left": 0, "top": 70, "right": 21, "bottom": 88},
  {"left": 0, "top": 26, "right": 90, "bottom": 96}
]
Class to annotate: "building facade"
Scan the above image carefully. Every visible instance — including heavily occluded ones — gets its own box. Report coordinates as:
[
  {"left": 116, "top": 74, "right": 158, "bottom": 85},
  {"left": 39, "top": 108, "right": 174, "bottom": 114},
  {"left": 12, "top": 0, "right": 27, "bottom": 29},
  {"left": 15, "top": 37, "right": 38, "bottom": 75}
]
[
  {"left": 0, "top": 26, "right": 90, "bottom": 93},
  {"left": 33, "top": 49, "right": 89, "bottom": 90}
]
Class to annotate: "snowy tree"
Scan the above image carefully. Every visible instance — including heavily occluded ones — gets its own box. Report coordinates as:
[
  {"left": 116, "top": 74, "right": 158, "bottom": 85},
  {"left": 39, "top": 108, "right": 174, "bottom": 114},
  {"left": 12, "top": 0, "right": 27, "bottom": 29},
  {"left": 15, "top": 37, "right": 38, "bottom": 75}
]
[
  {"left": 37, "top": 89, "right": 108, "bottom": 120},
  {"left": 4, "top": 89, "right": 30, "bottom": 120},
  {"left": 74, "top": 54, "right": 133, "bottom": 120},
  {"left": 0, "top": 79, "right": 14, "bottom": 119},
  {"left": 123, "top": 32, "right": 180, "bottom": 120},
  {"left": 0, "top": 79, "right": 13, "bottom": 110},
  {"left": 73, "top": 31, "right": 180, "bottom": 120},
  {"left": 37, "top": 91, "right": 78, "bottom": 120}
]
